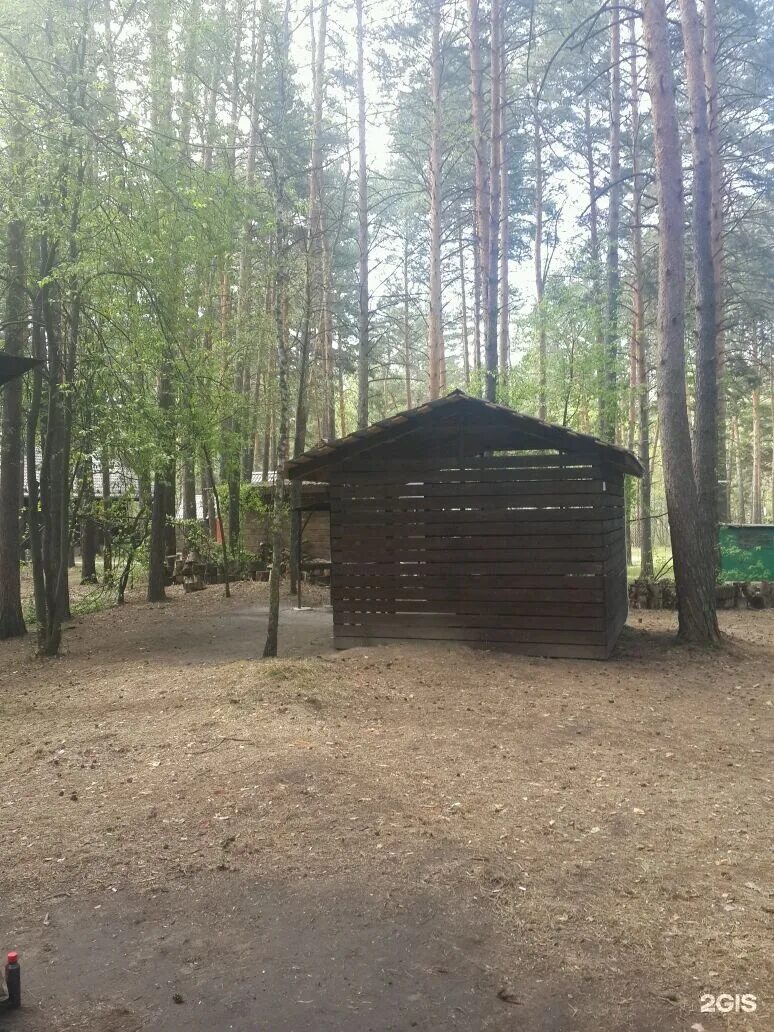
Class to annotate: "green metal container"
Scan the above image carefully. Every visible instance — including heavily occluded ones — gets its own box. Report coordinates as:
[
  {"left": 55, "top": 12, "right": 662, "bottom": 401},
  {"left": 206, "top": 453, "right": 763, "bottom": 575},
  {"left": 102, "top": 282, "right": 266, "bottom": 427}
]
[{"left": 719, "top": 524, "right": 774, "bottom": 582}]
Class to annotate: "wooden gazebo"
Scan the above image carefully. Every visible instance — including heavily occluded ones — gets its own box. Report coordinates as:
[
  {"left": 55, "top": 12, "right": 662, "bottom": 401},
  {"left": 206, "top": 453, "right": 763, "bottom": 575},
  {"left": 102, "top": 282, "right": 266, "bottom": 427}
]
[{"left": 287, "top": 391, "right": 643, "bottom": 659}]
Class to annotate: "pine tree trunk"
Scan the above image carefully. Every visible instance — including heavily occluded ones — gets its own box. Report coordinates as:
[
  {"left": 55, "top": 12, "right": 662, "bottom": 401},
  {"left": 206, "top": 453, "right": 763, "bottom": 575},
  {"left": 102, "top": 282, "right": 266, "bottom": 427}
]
[
  {"left": 403, "top": 228, "right": 413, "bottom": 407},
  {"left": 601, "top": 2, "right": 621, "bottom": 441},
  {"left": 101, "top": 455, "right": 113, "bottom": 581},
  {"left": 703, "top": 0, "right": 728, "bottom": 523},
  {"left": 0, "top": 210, "right": 28, "bottom": 639},
  {"left": 182, "top": 461, "right": 197, "bottom": 520},
  {"left": 26, "top": 298, "right": 46, "bottom": 626},
  {"left": 80, "top": 463, "right": 98, "bottom": 584},
  {"left": 428, "top": 0, "right": 445, "bottom": 400},
  {"left": 484, "top": 0, "right": 501, "bottom": 401},
  {"left": 642, "top": 0, "right": 719, "bottom": 644},
  {"left": 355, "top": 0, "right": 370, "bottom": 426},
  {"left": 467, "top": 0, "right": 489, "bottom": 368},
  {"left": 629, "top": 18, "right": 653, "bottom": 578},
  {"left": 731, "top": 409, "right": 745, "bottom": 522},
  {"left": 263, "top": 2, "right": 292, "bottom": 658},
  {"left": 680, "top": 0, "right": 718, "bottom": 548},
  {"left": 498, "top": 18, "right": 509, "bottom": 380},
  {"left": 534, "top": 112, "right": 546, "bottom": 421},
  {"left": 751, "top": 331, "right": 762, "bottom": 523},
  {"left": 459, "top": 220, "right": 470, "bottom": 387}
]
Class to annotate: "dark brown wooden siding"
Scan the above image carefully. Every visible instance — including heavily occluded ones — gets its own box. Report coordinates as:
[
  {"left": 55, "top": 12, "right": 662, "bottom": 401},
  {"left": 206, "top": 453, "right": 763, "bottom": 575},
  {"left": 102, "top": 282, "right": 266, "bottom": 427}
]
[{"left": 329, "top": 453, "right": 628, "bottom": 659}]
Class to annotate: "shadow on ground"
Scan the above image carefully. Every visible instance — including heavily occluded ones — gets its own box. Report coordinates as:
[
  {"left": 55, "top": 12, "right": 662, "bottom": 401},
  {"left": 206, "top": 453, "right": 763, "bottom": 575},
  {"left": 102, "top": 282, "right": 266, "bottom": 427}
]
[{"left": 6, "top": 868, "right": 684, "bottom": 1032}]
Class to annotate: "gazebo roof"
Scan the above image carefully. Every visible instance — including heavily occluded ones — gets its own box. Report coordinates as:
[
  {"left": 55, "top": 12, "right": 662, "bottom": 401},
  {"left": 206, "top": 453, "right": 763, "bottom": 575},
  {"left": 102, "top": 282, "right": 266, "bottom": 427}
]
[
  {"left": 0, "top": 352, "right": 40, "bottom": 387},
  {"left": 287, "top": 389, "right": 644, "bottom": 481}
]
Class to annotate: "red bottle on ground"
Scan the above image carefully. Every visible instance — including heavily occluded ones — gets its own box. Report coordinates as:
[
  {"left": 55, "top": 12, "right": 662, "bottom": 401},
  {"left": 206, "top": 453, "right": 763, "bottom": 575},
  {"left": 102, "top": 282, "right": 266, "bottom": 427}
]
[{"left": 5, "top": 952, "right": 20, "bottom": 1009}]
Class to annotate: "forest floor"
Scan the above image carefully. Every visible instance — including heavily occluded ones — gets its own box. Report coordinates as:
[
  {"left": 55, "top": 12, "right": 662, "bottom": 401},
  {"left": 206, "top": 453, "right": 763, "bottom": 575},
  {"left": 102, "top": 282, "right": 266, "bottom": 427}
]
[{"left": 0, "top": 581, "right": 772, "bottom": 1032}]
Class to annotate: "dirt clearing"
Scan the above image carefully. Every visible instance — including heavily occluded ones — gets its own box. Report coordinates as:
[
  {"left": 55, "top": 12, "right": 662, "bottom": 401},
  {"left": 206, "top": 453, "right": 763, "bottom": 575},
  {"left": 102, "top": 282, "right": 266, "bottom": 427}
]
[{"left": 0, "top": 582, "right": 771, "bottom": 1030}]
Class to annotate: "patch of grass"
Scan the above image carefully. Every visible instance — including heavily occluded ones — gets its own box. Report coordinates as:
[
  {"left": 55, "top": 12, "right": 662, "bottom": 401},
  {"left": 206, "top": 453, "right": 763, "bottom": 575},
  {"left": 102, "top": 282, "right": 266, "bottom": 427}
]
[{"left": 627, "top": 547, "right": 672, "bottom": 582}]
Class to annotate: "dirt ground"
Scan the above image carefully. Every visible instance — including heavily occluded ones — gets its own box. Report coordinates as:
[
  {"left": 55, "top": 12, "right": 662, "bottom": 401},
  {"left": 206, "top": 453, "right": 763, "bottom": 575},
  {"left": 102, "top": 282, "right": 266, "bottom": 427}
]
[{"left": 0, "top": 581, "right": 771, "bottom": 1032}]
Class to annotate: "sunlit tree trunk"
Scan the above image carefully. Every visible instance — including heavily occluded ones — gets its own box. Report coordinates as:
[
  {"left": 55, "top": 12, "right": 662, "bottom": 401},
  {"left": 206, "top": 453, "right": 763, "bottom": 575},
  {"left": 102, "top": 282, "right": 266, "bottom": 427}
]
[
  {"left": 467, "top": 0, "right": 488, "bottom": 372},
  {"left": 731, "top": 409, "right": 745, "bottom": 522},
  {"left": 680, "top": 0, "right": 718, "bottom": 549},
  {"left": 355, "top": 0, "right": 370, "bottom": 425},
  {"left": 751, "top": 330, "right": 762, "bottom": 523},
  {"left": 703, "top": 0, "right": 728, "bottom": 523},
  {"left": 459, "top": 219, "right": 470, "bottom": 387},
  {"left": 484, "top": 0, "right": 501, "bottom": 401},
  {"left": 534, "top": 111, "right": 546, "bottom": 421},
  {"left": 263, "top": 3, "right": 292, "bottom": 659},
  {"left": 403, "top": 226, "right": 413, "bottom": 406},
  {"left": 601, "top": 2, "right": 621, "bottom": 441},
  {"left": 629, "top": 18, "right": 653, "bottom": 578},
  {"left": 0, "top": 183, "right": 27, "bottom": 639},
  {"left": 498, "top": 8, "right": 509, "bottom": 381},
  {"left": 642, "top": 0, "right": 719, "bottom": 643},
  {"left": 427, "top": 0, "right": 445, "bottom": 399}
]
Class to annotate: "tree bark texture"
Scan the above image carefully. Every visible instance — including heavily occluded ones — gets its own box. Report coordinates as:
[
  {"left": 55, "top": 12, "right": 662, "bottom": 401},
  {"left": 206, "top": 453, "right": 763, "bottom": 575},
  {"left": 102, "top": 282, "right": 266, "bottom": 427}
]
[{"left": 642, "top": 0, "right": 719, "bottom": 644}]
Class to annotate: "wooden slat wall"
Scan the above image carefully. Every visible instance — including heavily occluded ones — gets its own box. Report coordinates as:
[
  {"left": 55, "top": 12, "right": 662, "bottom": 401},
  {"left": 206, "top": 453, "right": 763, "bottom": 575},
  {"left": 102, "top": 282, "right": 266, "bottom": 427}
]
[
  {"left": 601, "top": 468, "right": 628, "bottom": 652},
  {"left": 329, "top": 453, "right": 628, "bottom": 659}
]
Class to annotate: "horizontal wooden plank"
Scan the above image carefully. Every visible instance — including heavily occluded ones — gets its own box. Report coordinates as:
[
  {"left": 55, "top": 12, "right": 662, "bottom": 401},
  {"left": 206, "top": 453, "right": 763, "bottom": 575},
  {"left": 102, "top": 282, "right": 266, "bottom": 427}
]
[
  {"left": 333, "top": 482, "right": 613, "bottom": 502},
  {"left": 333, "top": 586, "right": 605, "bottom": 604},
  {"left": 337, "top": 453, "right": 599, "bottom": 473},
  {"left": 334, "top": 611, "right": 606, "bottom": 631},
  {"left": 335, "top": 507, "right": 620, "bottom": 527},
  {"left": 333, "top": 569, "right": 603, "bottom": 586},
  {"left": 333, "top": 560, "right": 605, "bottom": 575},
  {"left": 333, "top": 635, "right": 610, "bottom": 660},
  {"left": 331, "top": 527, "right": 605, "bottom": 546},
  {"left": 331, "top": 621, "right": 607, "bottom": 646},
  {"left": 334, "top": 598, "right": 603, "bottom": 617},
  {"left": 332, "top": 546, "right": 611, "bottom": 565},
  {"left": 330, "top": 489, "right": 623, "bottom": 509},
  {"left": 330, "top": 468, "right": 602, "bottom": 488}
]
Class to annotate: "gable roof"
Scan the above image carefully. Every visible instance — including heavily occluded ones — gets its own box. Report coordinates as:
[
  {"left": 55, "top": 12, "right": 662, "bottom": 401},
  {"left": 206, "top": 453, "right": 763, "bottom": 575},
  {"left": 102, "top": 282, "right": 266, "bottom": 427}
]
[
  {"left": 287, "top": 389, "right": 643, "bottom": 481},
  {"left": 0, "top": 352, "right": 40, "bottom": 387}
]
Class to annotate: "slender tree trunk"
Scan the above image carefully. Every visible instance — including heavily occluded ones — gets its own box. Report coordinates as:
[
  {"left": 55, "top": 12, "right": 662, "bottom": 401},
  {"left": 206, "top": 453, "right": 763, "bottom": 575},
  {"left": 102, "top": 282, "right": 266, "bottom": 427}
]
[
  {"left": 484, "top": 0, "right": 502, "bottom": 401},
  {"left": 101, "top": 454, "right": 113, "bottom": 580},
  {"left": 703, "top": 0, "right": 727, "bottom": 523},
  {"left": 584, "top": 97, "right": 605, "bottom": 414},
  {"left": 147, "top": 0, "right": 175, "bottom": 603},
  {"left": 0, "top": 209, "right": 28, "bottom": 639},
  {"left": 263, "top": 3, "right": 292, "bottom": 658},
  {"left": 629, "top": 18, "right": 653, "bottom": 578},
  {"left": 601, "top": 2, "right": 621, "bottom": 441},
  {"left": 731, "top": 409, "right": 745, "bottom": 522},
  {"left": 26, "top": 291, "right": 46, "bottom": 627},
  {"left": 229, "top": 3, "right": 268, "bottom": 550},
  {"left": 355, "top": 0, "right": 370, "bottom": 426},
  {"left": 264, "top": 244, "right": 290, "bottom": 657},
  {"left": 584, "top": 98, "right": 600, "bottom": 272},
  {"left": 39, "top": 268, "right": 68, "bottom": 655},
  {"left": 534, "top": 112, "right": 546, "bottom": 421},
  {"left": 428, "top": 0, "right": 445, "bottom": 400},
  {"left": 751, "top": 331, "right": 762, "bottom": 523},
  {"left": 642, "top": 0, "right": 719, "bottom": 643},
  {"left": 467, "top": 0, "right": 489, "bottom": 362},
  {"left": 403, "top": 227, "right": 413, "bottom": 407},
  {"left": 182, "top": 461, "right": 197, "bottom": 520},
  {"left": 459, "top": 220, "right": 470, "bottom": 387},
  {"left": 338, "top": 359, "right": 347, "bottom": 437},
  {"left": 321, "top": 229, "right": 336, "bottom": 437},
  {"left": 498, "top": 19, "right": 509, "bottom": 380},
  {"left": 80, "top": 459, "right": 98, "bottom": 584},
  {"left": 680, "top": 0, "right": 718, "bottom": 549}
]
